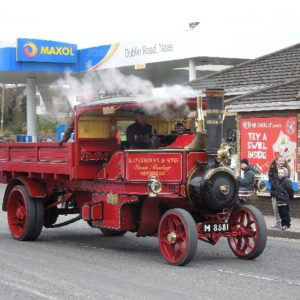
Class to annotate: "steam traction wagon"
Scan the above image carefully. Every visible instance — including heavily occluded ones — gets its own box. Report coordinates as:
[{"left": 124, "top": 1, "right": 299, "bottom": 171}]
[{"left": 0, "top": 89, "right": 267, "bottom": 266}]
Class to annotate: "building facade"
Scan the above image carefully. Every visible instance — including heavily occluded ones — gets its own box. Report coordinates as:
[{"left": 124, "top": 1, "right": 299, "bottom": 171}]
[{"left": 188, "top": 43, "right": 300, "bottom": 189}]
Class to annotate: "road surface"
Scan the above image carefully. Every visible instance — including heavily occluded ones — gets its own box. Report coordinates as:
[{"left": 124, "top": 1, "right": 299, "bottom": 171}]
[{"left": 0, "top": 184, "right": 300, "bottom": 299}]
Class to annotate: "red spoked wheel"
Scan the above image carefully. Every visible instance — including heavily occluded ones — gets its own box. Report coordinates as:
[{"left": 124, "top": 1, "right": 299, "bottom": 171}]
[
  {"left": 7, "top": 185, "right": 44, "bottom": 241},
  {"left": 228, "top": 205, "right": 267, "bottom": 259},
  {"left": 158, "top": 208, "right": 197, "bottom": 266}
]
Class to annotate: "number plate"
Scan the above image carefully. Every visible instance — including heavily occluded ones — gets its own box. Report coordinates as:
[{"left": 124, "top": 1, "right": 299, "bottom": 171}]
[{"left": 201, "top": 223, "right": 231, "bottom": 233}]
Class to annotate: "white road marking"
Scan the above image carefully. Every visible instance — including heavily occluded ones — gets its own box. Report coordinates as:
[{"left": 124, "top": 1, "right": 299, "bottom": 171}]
[
  {"left": 218, "top": 269, "right": 300, "bottom": 287},
  {"left": 268, "top": 236, "right": 300, "bottom": 243},
  {"left": 0, "top": 278, "right": 60, "bottom": 300}
]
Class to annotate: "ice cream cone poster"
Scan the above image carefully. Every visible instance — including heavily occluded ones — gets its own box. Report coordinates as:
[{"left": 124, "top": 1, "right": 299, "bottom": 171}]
[{"left": 240, "top": 117, "right": 297, "bottom": 181}]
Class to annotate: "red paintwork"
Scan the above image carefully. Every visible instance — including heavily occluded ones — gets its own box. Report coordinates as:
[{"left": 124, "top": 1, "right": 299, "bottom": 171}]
[
  {"left": 227, "top": 207, "right": 260, "bottom": 257},
  {"left": 196, "top": 211, "right": 238, "bottom": 245},
  {"left": 102, "top": 195, "right": 138, "bottom": 229},
  {"left": 91, "top": 202, "right": 103, "bottom": 221},
  {"left": 137, "top": 198, "right": 161, "bottom": 236},
  {"left": 0, "top": 98, "right": 208, "bottom": 230},
  {"left": 15, "top": 177, "right": 46, "bottom": 198},
  {"left": 82, "top": 206, "right": 90, "bottom": 221},
  {"left": 125, "top": 152, "right": 182, "bottom": 181},
  {"left": 106, "top": 152, "right": 124, "bottom": 180},
  {"left": 158, "top": 210, "right": 191, "bottom": 265},
  {"left": 7, "top": 186, "right": 28, "bottom": 239},
  {"left": 167, "top": 134, "right": 195, "bottom": 148},
  {"left": 0, "top": 96, "right": 265, "bottom": 265},
  {"left": 82, "top": 194, "right": 105, "bottom": 222},
  {"left": 2, "top": 177, "right": 46, "bottom": 212},
  {"left": 0, "top": 142, "right": 74, "bottom": 179},
  {"left": 187, "top": 152, "right": 206, "bottom": 173}
]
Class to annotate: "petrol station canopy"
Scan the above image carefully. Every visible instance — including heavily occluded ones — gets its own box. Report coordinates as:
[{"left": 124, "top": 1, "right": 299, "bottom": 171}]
[
  {"left": 0, "top": 30, "right": 247, "bottom": 137},
  {"left": 0, "top": 30, "right": 247, "bottom": 85}
]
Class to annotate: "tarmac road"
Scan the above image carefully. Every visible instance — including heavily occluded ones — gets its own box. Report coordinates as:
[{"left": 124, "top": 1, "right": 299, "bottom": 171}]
[{"left": 1, "top": 183, "right": 300, "bottom": 299}]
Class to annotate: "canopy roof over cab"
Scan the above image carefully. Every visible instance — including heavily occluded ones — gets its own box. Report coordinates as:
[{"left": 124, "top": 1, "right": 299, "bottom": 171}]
[{"left": 76, "top": 96, "right": 199, "bottom": 117}]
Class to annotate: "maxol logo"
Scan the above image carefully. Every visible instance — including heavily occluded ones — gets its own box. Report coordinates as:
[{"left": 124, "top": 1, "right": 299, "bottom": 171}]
[
  {"left": 17, "top": 38, "right": 77, "bottom": 63},
  {"left": 40, "top": 46, "right": 75, "bottom": 56},
  {"left": 23, "top": 42, "right": 38, "bottom": 58}
]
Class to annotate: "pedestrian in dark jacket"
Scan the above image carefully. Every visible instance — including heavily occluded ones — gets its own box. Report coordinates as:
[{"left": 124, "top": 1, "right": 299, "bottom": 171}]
[
  {"left": 238, "top": 158, "right": 256, "bottom": 191},
  {"left": 268, "top": 156, "right": 291, "bottom": 228},
  {"left": 276, "top": 168, "right": 293, "bottom": 230}
]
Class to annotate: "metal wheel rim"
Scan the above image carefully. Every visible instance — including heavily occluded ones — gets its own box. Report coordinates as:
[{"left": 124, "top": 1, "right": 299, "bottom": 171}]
[
  {"left": 159, "top": 213, "right": 188, "bottom": 264},
  {"left": 228, "top": 208, "right": 259, "bottom": 257},
  {"left": 7, "top": 189, "right": 28, "bottom": 238}
]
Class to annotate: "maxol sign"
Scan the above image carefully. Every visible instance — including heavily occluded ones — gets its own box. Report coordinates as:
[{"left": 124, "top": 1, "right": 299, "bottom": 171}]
[{"left": 16, "top": 38, "right": 77, "bottom": 63}]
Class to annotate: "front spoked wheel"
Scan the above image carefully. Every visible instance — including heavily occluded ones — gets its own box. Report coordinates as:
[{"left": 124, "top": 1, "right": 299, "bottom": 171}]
[
  {"left": 228, "top": 205, "right": 267, "bottom": 259},
  {"left": 158, "top": 208, "right": 197, "bottom": 266}
]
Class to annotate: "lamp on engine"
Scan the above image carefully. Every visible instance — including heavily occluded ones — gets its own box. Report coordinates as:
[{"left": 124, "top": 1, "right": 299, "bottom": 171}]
[{"left": 254, "top": 174, "right": 267, "bottom": 194}]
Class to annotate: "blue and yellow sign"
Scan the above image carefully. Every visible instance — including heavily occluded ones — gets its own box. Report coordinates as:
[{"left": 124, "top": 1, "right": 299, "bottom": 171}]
[{"left": 17, "top": 38, "right": 77, "bottom": 63}]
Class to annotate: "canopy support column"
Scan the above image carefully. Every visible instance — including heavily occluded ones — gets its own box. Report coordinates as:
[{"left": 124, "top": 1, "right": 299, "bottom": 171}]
[
  {"left": 1, "top": 84, "right": 4, "bottom": 135},
  {"left": 26, "top": 77, "right": 37, "bottom": 140},
  {"left": 189, "top": 59, "right": 196, "bottom": 81}
]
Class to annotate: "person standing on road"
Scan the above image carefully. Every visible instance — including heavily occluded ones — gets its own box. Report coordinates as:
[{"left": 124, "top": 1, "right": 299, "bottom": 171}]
[
  {"left": 268, "top": 156, "right": 291, "bottom": 228},
  {"left": 276, "top": 168, "right": 293, "bottom": 230}
]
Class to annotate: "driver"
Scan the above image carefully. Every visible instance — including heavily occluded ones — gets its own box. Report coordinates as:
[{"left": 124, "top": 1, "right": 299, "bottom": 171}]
[{"left": 126, "top": 109, "right": 155, "bottom": 148}]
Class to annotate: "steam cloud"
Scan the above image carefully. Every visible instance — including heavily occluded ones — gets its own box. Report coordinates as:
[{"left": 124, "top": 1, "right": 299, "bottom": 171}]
[{"left": 52, "top": 69, "right": 199, "bottom": 118}]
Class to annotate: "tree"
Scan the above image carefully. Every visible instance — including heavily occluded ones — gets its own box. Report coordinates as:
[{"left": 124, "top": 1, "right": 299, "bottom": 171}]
[{"left": 37, "top": 115, "right": 57, "bottom": 137}]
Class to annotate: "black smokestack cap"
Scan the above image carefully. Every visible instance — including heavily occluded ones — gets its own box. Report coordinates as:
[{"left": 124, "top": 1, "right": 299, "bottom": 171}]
[{"left": 205, "top": 88, "right": 225, "bottom": 160}]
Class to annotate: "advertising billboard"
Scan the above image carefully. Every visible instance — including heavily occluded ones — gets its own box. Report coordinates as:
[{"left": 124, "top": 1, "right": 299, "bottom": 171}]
[
  {"left": 78, "top": 30, "right": 202, "bottom": 71},
  {"left": 16, "top": 38, "right": 77, "bottom": 63},
  {"left": 240, "top": 116, "right": 298, "bottom": 182}
]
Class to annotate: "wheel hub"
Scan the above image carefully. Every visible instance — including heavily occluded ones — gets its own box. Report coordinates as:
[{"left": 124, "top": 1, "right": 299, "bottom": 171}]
[
  {"left": 16, "top": 207, "right": 25, "bottom": 220},
  {"left": 219, "top": 184, "right": 229, "bottom": 195},
  {"left": 167, "top": 232, "right": 177, "bottom": 243}
]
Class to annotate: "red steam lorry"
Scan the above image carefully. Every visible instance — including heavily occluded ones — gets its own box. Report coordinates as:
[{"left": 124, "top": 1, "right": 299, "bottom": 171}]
[{"left": 0, "top": 89, "right": 267, "bottom": 266}]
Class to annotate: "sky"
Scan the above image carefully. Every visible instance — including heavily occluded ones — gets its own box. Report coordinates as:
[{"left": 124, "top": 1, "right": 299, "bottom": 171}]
[{"left": 0, "top": 0, "right": 299, "bottom": 59}]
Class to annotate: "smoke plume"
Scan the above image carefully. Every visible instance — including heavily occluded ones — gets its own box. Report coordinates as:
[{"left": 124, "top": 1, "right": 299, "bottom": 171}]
[{"left": 52, "top": 69, "right": 199, "bottom": 117}]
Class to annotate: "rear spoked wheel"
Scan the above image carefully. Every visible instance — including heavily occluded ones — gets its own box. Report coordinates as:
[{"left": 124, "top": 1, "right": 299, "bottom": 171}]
[
  {"left": 158, "top": 208, "right": 197, "bottom": 266},
  {"left": 228, "top": 205, "right": 267, "bottom": 259},
  {"left": 7, "top": 185, "right": 44, "bottom": 241}
]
